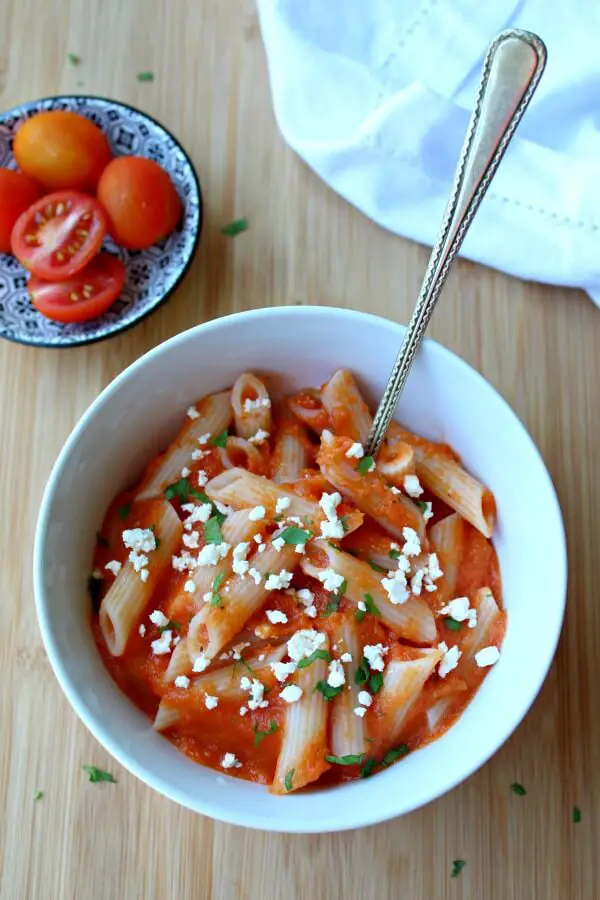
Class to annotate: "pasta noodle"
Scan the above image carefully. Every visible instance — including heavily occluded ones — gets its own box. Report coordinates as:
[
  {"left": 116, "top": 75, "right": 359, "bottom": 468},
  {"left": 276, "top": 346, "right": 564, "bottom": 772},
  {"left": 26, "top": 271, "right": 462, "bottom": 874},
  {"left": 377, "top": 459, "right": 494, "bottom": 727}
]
[{"left": 231, "top": 373, "right": 272, "bottom": 440}]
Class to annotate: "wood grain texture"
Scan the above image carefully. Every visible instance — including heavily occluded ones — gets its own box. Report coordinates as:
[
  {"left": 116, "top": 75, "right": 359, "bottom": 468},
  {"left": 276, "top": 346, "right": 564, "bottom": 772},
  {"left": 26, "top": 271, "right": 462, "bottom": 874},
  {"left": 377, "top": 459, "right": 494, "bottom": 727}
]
[{"left": 1, "top": 1, "right": 599, "bottom": 898}]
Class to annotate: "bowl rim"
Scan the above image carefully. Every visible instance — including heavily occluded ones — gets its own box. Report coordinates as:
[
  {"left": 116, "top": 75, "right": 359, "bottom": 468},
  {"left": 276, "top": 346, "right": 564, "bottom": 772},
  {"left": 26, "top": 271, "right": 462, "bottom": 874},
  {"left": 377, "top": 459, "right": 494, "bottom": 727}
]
[
  {"left": 33, "top": 306, "right": 568, "bottom": 831},
  {"left": 0, "top": 93, "right": 203, "bottom": 350}
]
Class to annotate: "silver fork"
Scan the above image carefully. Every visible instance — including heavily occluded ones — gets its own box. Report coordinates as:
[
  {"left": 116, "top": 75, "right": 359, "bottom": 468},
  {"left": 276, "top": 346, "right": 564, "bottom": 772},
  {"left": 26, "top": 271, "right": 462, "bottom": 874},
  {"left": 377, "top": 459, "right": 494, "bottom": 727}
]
[{"left": 364, "top": 29, "right": 547, "bottom": 457}]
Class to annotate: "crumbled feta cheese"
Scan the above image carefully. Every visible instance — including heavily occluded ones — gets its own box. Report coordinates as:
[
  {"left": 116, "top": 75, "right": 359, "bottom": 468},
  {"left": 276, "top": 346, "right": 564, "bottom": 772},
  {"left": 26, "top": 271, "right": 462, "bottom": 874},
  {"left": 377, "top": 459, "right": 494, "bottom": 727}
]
[
  {"left": 105, "top": 560, "right": 121, "bottom": 576},
  {"left": 272, "top": 536, "right": 285, "bottom": 552},
  {"left": 129, "top": 550, "right": 149, "bottom": 572},
  {"left": 192, "top": 654, "right": 211, "bottom": 673},
  {"left": 321, "top": 429, "right": 334, "bottom": 442},
  {"left": 271, "top": 661, "right": 297, "bottom": 683},
  {"left": 232, "top": 641, "right": 251, "bottom": 660},
  {"left": 327, "top": 659, "right": 345, "bottom": 688},
  {"left": 422, "top": 501, "right": 434, "bottom": 522},
  {"left": 172, "top": 550, "right": 198, "bottom": 572},
  {"left": 140, "top": 568, "right": 149, "bottom": 583},
  {"left": 184, "top": 504, "right": 213, "bottom": 529},
  {"left": 174, "top": 675, "right": 190, "bottom": 689},
  {"left": 257, "top": 544, "right": 266, "bottom": 554},
  {"left": 122, "top": 528, "right": 156, "bottom": 554},
  {"left": 423, "top": 553, "right": 443, "bottom": 591},
  {"left": 345, "top": 442, "right": 364, "bottom": 459},
  {"left": 265, "top": 570, "right": 293, "bottom": 591},
  {"left": 187, "top": 405, "right": 199, "bottom": 419},
  {"left": 191, "top": 448, "right": 208, "bottom": 461},
  {"left": 204, "top": 694, "right": 219, "bottom": 710},
  {"left": 182, "top": 531, "right": 200, "bottom": 549},
  {"left": 243, "top": 397, "right": 271, "bottom": 412},
  {"left": 403, "top": 474, "right": 423, "bottom": 497},
  {"left": 173, "top": 635, "right": 180, "bottom": 646},
  {"left": 215, "top": 501, "right": 233, "bottom": 516},
  {"left": 286, "top": 516, "right": 303, "bottom": 526},
  {"left": 239, "top": 706, "right": 248, "bottom": 716},
  {"left": 248, "top": 429, "right": 269, "bottom": 444},
  {"left": 198, "top": 432, "right": 211, "bottom": 445},
  {"left": 275, "top": 496, "right": 291, "bottom": 514},
  {"left": 439, "top": 596, "right": 477, "bottom": 628},
  {"left": 410, "top": 568, "right": 424, "bottom": 596},
  {"left": 363, "top": 643, "right": 388, "bottom": 672},
  {"left": 295, "top": 544, "right": 306, "bottom": 554},
  {"left": 390, "top": 485, "right": 401, "bottom": 495},
  {"left": 248, "top": 505, "right": 266, "bottom": 521},
  {"left": 357, "top": 600, "right": 367, "bottom": 612},
  {"left": 149, "top": 609, "right": 169, "bottom": 628},
  {"left": 381, "top": 568, "right": 409, "bottom": 605},
  {"left": 280, "top": 684, "right": 303, "bottom": 703},
  {"left": 181, "top": 466, "right": 191, "bottom": 478},
  {"left": 320, "top": 518, "right": 345, "bottom": 539},
  {"left": 258, "top": 653, "right": 265, "bottom": 662},
  {"left": 203, "top": 591, "right": 212, "bottom": 603},
  {"left": 184, "top": 578, "right": 196, "bottom": 594},
  {"left": 266, "top": 609, "right": 288, "bottom": 624},
  {"left": 319, "top": 491, "right": 342, "bottom": 520},
  {"left": 232, "top": 542, "right": 250, "bottom": 576},
  {"left": 475, "top": 645, "right": 501, "bottom": 668},
  {"left": 248, "top": 567, "right": 262, "bottom": 585},
  {"left": 340, "top": 652, "right": 352, "bottom": 663},
  {"left": 353, "top": 707, "right": 367, "bottom": 718},
  {"left": 296, "top": 588, "right": 316, "bottom": 619},
  {"left": 151, "top": 630, "right": 172, "bottom": 656},
  {"left": 390, "top": 542, "right": 400, "bottom": 552},
  {"left": 253, "top": 533, "right": 264, "bottom": 544},
  {"left": 357, "top": 690, "right": 372, "bottom": 707},
  {"left": 138, "top": 624, "right": 146, "bottom": 637},
  {"left": 287, "top": 629, "right": 327, "bottom": 662},
  {"left": 196, "top": 470, "right": 209, "bottom": 487},
  {"left": 438, "top": 641, "right": 462, "bottom": 678},
  {"left": 221, "top": 753, "right": 242, "bottom": 769},
  {"left": 401, "top": 527, "right": 421, "bottom": 557},
  {"left": 240, "top": 676, "right": 268, "bottom": 710},
  {"left": 197, "top": 542, "right": 230, "bottom": 566},
  {"left": 316, "top": 568, "right": 345, "bottom": 593}
]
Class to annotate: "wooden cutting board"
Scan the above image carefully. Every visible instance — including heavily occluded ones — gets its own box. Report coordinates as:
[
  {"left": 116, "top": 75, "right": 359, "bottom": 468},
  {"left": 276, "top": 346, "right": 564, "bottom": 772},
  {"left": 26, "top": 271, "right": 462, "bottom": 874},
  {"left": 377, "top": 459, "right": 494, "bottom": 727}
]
[{"left": 1, "top": 1, "right": 598, "bottom": 897}]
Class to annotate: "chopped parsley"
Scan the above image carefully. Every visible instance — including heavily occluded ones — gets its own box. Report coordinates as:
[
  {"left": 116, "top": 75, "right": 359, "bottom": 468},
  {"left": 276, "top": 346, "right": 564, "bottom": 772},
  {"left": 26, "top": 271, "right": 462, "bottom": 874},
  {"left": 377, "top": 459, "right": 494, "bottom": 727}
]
[
  {"left": 339, "top": 514, "right": 349, "bottom": 533},
  {"left": 364, "top": 593, "right": 381, "bottom": 617},
  {"left": 165, "top": 478, "right": 192, "bottom": 501},
  {"left": 416, "top": 500, "right": 429, "bottom": 513},
  {"left": 297, "top": 649, "right": 331, "bottom": 669},
  {"left": 83, "top": 765, "right": 116, "bottom": 784},
  {"left": 381, "top": 745, "right": 408, "bottom": 767},
  {"left": 118, "top": 502, "right": 132, "bottom": 521},
  {"left": 323, "top": 596, "right": 340, "bottom": 616},
  {"left": 360, "top": 758, "right": 377, "bottom": 779},
  {"left": 158, "top": 619, "right": 180, "bottom": 633},
  {"left": 451, "top": 860, "right": 466, "bottom": 878},
  {"left": 204, "top": 516, "right": 224, "bottom": 544},
  {"left": 444, "top": 616, "right": 462, "bottom": 631},
  {"left": 253, "top": 720, "right": 278, "bottom": 747},
  {"left": 96, "top": 532, "right": 110, "bottom": 548},
  {"left": 314, "top": 680, "right": 343, "bottom": 700},
  {"left": 67, "top": 52, "right": 81, "bottom": 65},
  {"left": 367, "top": 560, "right": 385, "bottom": 573},
  {"left": 221, "top": 217, "right": 248, "bottom": 237},
  {"left": 389, "top": 548, "right": 401, "bottom": 560},
  {"left": 368, "top": 671, "right": 384, "bottom": 694},
  {"left": 33, "top": 789, "right": 43, "bottom": 801},
  {"left": 211, "top": 429, "right": 229, "bottom": 448},
  {"left": 210, "top": 572, "right": 225, "bottom": 607},
  {"left": 511, "top": 782, "right": 527, "bottom": 796},
  {"left": 279, "top": 526, "right": 312, "bottom": 545},
  {"left": 325, "top": 753, "right": 364, "bottom": 766},
  {"left": 357, "top": 456, "right": 375, "bottom": 475},
  {"left": 273, "top": 515, "right": 284, "bottom": 523},
  {"left": 354, "top": 656, "right": 383, "bottom": 693},
  {"left": 137, "top": 71, "right": 154, "bottom": 81},
  {"left": 284, "top": 768, "right": 294, "bottom": 792},
  {"left": 572, "top": 806, "right": 581, "bottom": 824}
]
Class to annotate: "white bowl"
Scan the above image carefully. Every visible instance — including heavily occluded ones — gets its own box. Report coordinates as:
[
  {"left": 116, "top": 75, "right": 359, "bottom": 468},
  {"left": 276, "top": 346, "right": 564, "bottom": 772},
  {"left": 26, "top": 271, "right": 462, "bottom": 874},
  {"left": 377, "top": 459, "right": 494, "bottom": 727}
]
[{"left": 33, "top": 307, "right": 567, "bottom": 832}]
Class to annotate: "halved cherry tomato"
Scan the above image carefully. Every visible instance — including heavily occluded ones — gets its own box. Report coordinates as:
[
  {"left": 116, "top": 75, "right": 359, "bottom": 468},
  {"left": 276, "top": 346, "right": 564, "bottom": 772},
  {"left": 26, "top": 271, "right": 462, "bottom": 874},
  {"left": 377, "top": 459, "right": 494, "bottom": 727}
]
[
  {"left": 11, "top": 190, "right": 106, "bottom": 281},
  {"left": 0, "top": 169, "right": 43, "bottom": 253},
  {"left": 28, "top": 253, "right": 126, "bottom": 323}
]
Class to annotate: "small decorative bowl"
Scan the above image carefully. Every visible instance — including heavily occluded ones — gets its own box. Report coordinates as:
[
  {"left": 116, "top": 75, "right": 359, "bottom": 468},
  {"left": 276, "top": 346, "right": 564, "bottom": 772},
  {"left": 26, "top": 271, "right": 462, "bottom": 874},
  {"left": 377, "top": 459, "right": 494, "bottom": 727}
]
[{"left": 0, "top": 95, "right": 202, "bottom": 348}]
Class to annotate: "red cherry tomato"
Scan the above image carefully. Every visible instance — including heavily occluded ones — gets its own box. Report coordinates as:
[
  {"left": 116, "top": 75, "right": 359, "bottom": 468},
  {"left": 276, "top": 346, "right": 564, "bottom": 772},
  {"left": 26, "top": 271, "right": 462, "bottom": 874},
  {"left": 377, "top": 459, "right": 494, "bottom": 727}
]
[
  {"left": 11, "top": 190, "right": 107, "bottom": 281},
  {"left": 0, "top": 169, "right": 43, "bottom": 253},
  {"left": 28, "top": 253, "right": 125, "bottom": 323}
]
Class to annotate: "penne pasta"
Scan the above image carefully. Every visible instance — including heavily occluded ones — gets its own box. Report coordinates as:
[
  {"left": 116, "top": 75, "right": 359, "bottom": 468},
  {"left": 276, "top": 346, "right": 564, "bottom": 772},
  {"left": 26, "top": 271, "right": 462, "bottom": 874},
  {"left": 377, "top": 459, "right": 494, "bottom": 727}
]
[
  {"left": 287, "top": 388, "right": 330, "bottom": 435},
  {"left": 429, "top": 513, "right": 465, "bottom": 610},
  {"left": 330, "top": 619, "right": 367, "bottom": 757},
  {"left": 206, "top": 467, "right": 316, "bottom": 519},
  {"left": 456, "top": 587, "right": 504, "bottom": 674},
  {"left": 375, "top": 648, "right": 442, "bottom": 752},
  {"left": 271, "top": 419, "right": 311, "bottom": 483},
  {"left": 271, "top": 649, "right": 330, "bottom": 794},
  {"left": 321, "top": 369, "right": 372, "bottom": 442},
  {"left": 164, "top": 637, "right": 192, "bottom": 684},
  {"left": 136, "top": 390, "right": 232, "bottom": 501},
  {"left": 218, "top": 436, "right": 266, "bottom": 474},
  {"left": 231, "top": 373, "right": 273, "bottom": 440},
  {"left": 99, "top": 500, "right": 183, "bottom": 656},
  {"left": 376, "top": 440, "right": 416, "bottom": 486}
]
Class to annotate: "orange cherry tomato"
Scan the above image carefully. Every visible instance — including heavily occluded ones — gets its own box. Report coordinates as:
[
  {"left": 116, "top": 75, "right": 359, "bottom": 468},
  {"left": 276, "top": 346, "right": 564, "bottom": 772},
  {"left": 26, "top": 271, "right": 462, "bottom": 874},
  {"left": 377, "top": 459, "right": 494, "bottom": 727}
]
[
  {"left": 28, "top": 253, "right": 126, "bottom": 323},
  {"left": 13, "top": 110, "right": 112, "bottom": 192},
  {"left": 11, "top": 190, "right": 107, "bottom": 281},
  {"left": 97, "top": 155, "right": 182, "bottom": 249},
  {"left": 0, "top": 169, "right": 43, "bottom": 253}
]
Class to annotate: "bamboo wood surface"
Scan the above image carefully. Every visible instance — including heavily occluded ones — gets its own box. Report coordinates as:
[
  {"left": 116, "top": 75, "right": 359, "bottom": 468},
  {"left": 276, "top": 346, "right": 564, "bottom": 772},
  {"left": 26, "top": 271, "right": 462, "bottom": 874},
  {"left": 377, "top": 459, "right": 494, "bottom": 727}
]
[{"left": 1, "top": 2, "right": 598, "bottom": 898}]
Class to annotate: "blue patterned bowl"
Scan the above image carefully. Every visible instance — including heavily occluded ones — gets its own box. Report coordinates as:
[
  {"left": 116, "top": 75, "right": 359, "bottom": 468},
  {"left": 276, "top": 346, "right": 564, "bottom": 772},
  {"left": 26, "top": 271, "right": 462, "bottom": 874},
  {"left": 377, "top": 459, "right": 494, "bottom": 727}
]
[{"left": 0, "top": 95, "right": 202, "bottom": 347}]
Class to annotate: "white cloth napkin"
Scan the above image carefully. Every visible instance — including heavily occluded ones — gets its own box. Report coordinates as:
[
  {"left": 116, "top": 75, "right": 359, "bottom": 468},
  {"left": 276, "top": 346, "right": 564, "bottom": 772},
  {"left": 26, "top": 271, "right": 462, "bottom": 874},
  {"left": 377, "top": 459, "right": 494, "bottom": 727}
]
[{"left": 257, "top": 0, "right": 600, "bottom": 306}]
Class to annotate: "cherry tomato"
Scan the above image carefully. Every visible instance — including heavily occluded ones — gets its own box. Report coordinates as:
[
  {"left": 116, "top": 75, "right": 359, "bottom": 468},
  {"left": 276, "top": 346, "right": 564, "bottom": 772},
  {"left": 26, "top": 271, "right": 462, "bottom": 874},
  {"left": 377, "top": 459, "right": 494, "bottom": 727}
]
[
  {"left": 11, "top": 190, "right": 107, "bottom": 281},
  {"left": 13, "top": 110, "right": 112, "bottom": 192},
  {"left": 0, "top": 169, "right": 43, "bottom": 253},
  {"left": 97, "top": 156, "right": 182, "bottom": 250},
  {"left": 28, "top": 253, "right": 126, "bottom": 323}
]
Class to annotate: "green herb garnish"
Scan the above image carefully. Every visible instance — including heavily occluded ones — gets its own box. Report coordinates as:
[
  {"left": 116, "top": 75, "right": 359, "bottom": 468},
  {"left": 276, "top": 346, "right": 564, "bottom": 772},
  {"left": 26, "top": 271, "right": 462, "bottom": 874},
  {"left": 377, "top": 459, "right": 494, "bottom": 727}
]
[
  {"left": 210, "top": 572, "right": 225, "bottom": 607},
  {"left": 137, "top": 71, "right": 154, "bottom": 82},
  {"left": 367, "top": 560, "right": 385, "bottom": 573},
  {"left": 363, "top": 593, "right": 381, "bottom": 617},
  {"left": 33, "top": 789, "right": 43, "bottom": 801},
  {"left": 118, "top": 502, "right": 132, "bottom": 521},
  {"left": 279, "top": 526, "right": 312, "bottom": 545},
  {"left": 159, "top": 619, "right": 180, "bottom": 633},
  {"left": 354, "top": 658, "right": 370, "bottom": 685},
  {"left": 360, "top": 758, "right": 377, "bottom": 779},
  {"left": 284, "top": 768, "right": 294, "bottom": 792},
  {"left": 572, "top": 806, "right": 581, "bottom": 823},
  {"left": 221, "top": 217, "right": 248, "bottom": 237},
  {"left": 444, "top": 616, "right": 462, "bottom": 631},
  {"left": 211, "top": 429, "right": 229, "bottom": 448},
  {"left": 325, "top": 753, "right": 364, "bottom": 766},
  {"left": 204, "top": 516, "right": 224, "bottom": 544},
  {"left": 381, "top": 745, "right": 408, "bottom": 767},
  {"left": 368, "top": 671, "right": 384, "bottom": 694},
  {"left": 388, "top": 548, "right": 400, "bottom": 560},
  {"left": 165, "top": 477, "right": 191, "bottom": 501},
  {"left": 253, "top": 720, "right": 278, "bottom": 747},
  {"left": 339, "top": 514, "right": 349, "bottom": 533},
  {"left": 297, "top": 649, "right": 331, "bottom": 669},
  {"left": 67, "top": 52, "right": 81, "bottom": 65},
  {"left": 451, "top": 860, "right": 466, "bottom": 878},
  {"left": 314, "top": 680, "right": 343, "bottom": 700},
  {"left": 96, "top": 532, "right": 110, "bottom": 548},
  {"left": 416, "top": 500, "right": 429, "bottom": 513},
  {"left": 273, "top": 515, "right": 284, "bottom": 523},
  {"left": 511, "top": 782, "right": 527, "bottom": 796},
  {"left": 83, "top": 765, "right": 116, "bottom": 784},
  {"left": 357, "top": 456, "right": 375, "bottom": 475},
  {"left": 323, "top": 596, "right": 340, "bottom": 616}
]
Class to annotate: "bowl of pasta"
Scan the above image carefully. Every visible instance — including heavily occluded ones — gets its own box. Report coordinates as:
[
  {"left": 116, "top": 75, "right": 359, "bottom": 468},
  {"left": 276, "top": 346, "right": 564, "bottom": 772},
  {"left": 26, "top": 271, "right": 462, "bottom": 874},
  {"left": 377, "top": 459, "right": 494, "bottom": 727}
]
[{"left": 34, "top": 306, "right": 566, "bottom": 831}]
